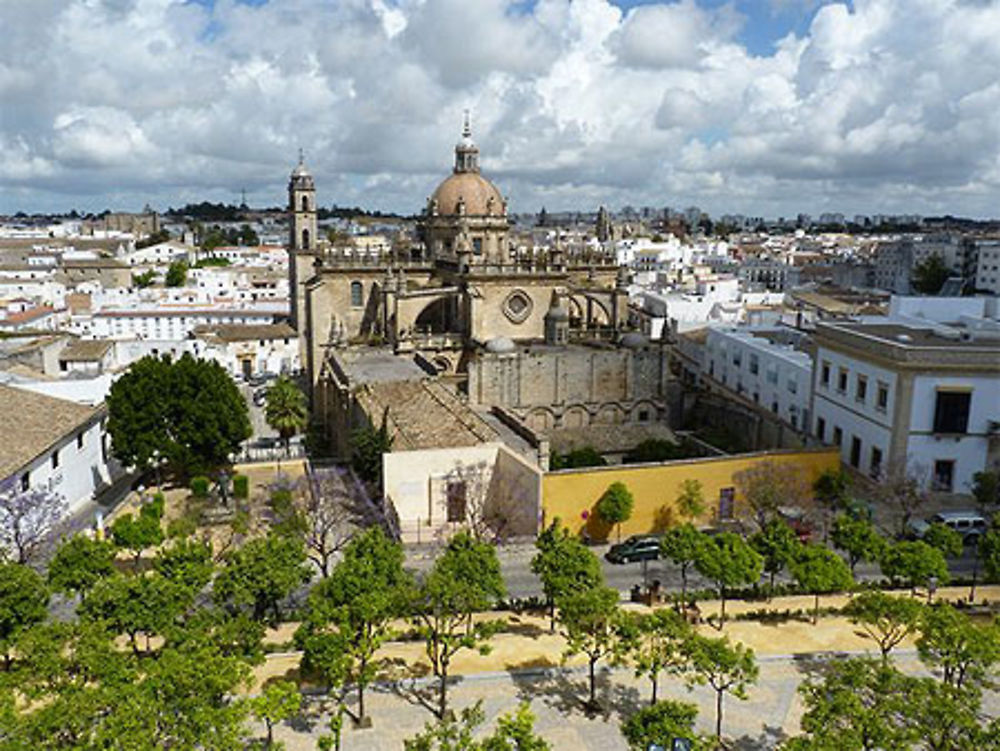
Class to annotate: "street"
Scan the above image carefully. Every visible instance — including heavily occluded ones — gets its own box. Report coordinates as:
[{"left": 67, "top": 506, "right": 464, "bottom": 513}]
[{"left": 403, "top": 541, "right": 984, "bottom": 601}]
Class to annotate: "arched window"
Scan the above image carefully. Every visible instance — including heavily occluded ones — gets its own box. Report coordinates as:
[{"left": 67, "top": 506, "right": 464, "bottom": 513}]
[
  {"left": 302, "top": 228, "right": 310, "bottom": 249},
  {"left": 301, "top": 196, "right": 309, "bottom": 212},
  {"left": 350, "top": 280, "right": 363, "bottom": 307}
]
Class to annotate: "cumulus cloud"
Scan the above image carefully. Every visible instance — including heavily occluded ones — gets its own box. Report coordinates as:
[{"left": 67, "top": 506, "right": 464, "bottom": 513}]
[{"left": 0, "top": 0, "right": 998, "bottom": 217}]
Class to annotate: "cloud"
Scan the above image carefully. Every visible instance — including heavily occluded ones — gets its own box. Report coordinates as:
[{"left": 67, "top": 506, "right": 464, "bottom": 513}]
[{"left": 0, "top": 0, "right": 998, "bottom": 218}]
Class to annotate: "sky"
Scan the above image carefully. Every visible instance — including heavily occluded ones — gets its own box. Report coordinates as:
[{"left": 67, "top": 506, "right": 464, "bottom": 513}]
[{"left": 2, "top": 0, "right": 999, "bottom": 218}]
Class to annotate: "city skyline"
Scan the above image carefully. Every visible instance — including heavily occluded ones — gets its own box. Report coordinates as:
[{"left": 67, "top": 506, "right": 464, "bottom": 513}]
[{"left": 3, "top": 0, "right": 999, "bottom": 218}]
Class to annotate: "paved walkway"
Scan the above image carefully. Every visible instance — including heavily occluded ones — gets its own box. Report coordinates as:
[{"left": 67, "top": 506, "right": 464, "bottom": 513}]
[
  {"left": 251, "top": 587, "right": 1000, "bottom": 749},
  {"left": 261, "top": 650, "right": 1000, "bottom": 750}
]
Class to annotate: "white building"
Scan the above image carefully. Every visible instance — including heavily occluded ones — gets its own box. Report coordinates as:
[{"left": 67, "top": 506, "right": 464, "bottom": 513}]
[
  {"left": 85, "top": 304, "right": 283, "bottom": 341},
  {"left": 811, "top": 301, "right": 1000, "bottom": 492},
  {"left": 703, "top": 326, "right": 813, "bottom": 432},
  {"left": 974, "top": 238, "right": 1000, "bottom": 294},
  {"left": 0, "top": 383, "right": 118, "bottom": 515},
  {"left": 193, "top": 323, "right": 300, "bottom": 378}
]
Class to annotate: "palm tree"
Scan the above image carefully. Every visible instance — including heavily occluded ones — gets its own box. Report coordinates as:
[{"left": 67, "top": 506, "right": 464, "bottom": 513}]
[{"left": 264, "top": 376, "right": 307, "bottom": 465}]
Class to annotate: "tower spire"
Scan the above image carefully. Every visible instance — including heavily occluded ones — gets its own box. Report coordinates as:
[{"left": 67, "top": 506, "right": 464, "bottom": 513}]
[
  {"left": 454, "top": 111, "right": 479, "bottom": 174},
  {"left": 462, "top": 109, "right": 471, "bottom": 139}
]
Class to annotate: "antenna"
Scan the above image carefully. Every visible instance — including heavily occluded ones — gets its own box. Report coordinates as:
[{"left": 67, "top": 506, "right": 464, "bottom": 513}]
[
  {"left": 462, "top": 110, "right": 471, "bottom": 137},
  {"left": 240, "top": 188, "right": 248, "bottom": 208},
  {"left": 298, "top": 147, "right": 305, "bottom": 165}
]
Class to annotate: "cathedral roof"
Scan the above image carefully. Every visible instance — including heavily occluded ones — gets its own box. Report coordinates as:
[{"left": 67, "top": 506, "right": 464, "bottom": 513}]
[{"left": 430, "top": 172, "right": 504, "bottom": 217}]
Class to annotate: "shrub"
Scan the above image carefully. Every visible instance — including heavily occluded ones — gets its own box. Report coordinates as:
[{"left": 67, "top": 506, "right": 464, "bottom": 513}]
[
  {"left": 190, "top": 476, "right": 210, "bottom": 498},
  {"left": 232, "top": 474, "right": 249, "bottom": 500}
]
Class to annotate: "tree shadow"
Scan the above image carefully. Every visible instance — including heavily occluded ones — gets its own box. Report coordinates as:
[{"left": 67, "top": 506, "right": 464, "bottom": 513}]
[
  {"left": 726, "top": 724, "right": 789, "bottom": 750},
  {"left": 381, "top": 673, "right": 463, "bottom": 719},
  {"left": 790, "top": 651, "right": 850, "bottom": 678},
  {"left": 508, "top": 667, "right": 641, "bottom": 721}
]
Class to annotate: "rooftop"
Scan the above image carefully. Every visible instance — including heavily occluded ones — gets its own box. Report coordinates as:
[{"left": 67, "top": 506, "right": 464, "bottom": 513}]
[
  {"left": 0, "top": 384, "right": 100, "bottom": 480},
  {"left": 834, "top": 322, "right": 1000, "bottom": 350},
  {"left": 337, "top": 348, "right": 427, "bottom": 384},
  {"left": 194, "top": 323, "right": 296, "bottom": 343},
  {"left": 59, "top": 339, "right": 113, "bottom": 362},
  {"left": 356, "top": 380, "right": 499, "bottom": 451}
]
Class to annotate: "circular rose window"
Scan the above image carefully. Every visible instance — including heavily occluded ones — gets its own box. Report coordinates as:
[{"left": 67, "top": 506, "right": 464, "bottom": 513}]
[{"left": 502, "top": 290, "right": 533, "bottom": 323}]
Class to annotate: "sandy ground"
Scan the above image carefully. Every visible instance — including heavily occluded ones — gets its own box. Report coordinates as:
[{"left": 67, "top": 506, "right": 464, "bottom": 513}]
[{"left": 248, "top": 585, "right": 1000, "bottom": 693}]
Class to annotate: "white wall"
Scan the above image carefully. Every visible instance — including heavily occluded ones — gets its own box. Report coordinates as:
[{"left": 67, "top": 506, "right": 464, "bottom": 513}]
[{"left": 11, "top": 414, "right": 116, "bottom": 514}]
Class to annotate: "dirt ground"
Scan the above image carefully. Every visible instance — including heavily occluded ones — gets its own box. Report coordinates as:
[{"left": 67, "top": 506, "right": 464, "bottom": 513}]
[{"left": 247, "top": 584, "right": 1000, "bottom": 693}]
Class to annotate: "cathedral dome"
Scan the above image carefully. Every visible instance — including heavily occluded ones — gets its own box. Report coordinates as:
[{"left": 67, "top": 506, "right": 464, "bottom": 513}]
[
  {"left": 485, "top": 336, "right": 516, "bottom": 353},
  {"left": 430, "top": 172, "right": 504, "bottom": 217}
]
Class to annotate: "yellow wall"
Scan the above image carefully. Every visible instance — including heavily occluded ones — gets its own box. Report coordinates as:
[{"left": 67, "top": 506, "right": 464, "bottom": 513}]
[{"left": 541, "top": 448, "right": 840, "bottom": 539}]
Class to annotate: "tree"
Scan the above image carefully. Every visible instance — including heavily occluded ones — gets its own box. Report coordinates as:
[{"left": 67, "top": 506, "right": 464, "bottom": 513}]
[
  {"left": 152, "top": 536, "right": 215, "bottom": 596},
  {"left": 0, "top": 562, "right": 48, "bottom": 669},
  {"left": 971, "top": 471, "right": 1000, "bottom": 515},
  {"left": 788, "top": 544, "right": 854, "bottom": 624},
  {"left": 750, "top": 520, "right": 802, "bottom": 597},
  {"left": 844, "top": 590, "right": 924, "bottom": 660},
  {"left": 165, "top": 260, "right": 188, "bottom": 287},
  {"left": 350, "top": 407, "right": 393, "bottom": 489},
  {"left": 106, "top": 354, "right": 251, "bottom": 476},
  {"left": 684, "top": 634, "right": 758, "bottom": 741},
  {"left": 880, "top": 540, "right": 949, "bottom": 595},
  {"left": 831, "top": 513, "right": 885, "bottom": 575},
  {"left": 660, "top": 523, "right": 706, "bottom": 605},
  {"left": 621, "top": 700, "right": 707, "bottom": 751},
  {"left": 813, "top": 468, "right": 850, "bottom": 539},
  {"left": 558, "top": 584, "right": 621, "bottom": 710},
  {"left": 595, "top": 481, "right": 634, "bottom": 543},
  {"left": 79, "top": 572, "right": 184, "bottom": 655},
  {"left": 265, "top": 376, "right": 308, "bottom": 456},
  {"left": 110, "top": 501, "right": 164, "bottom": 570},
  {"left": 47, "top": 534, "right": 116, "bottom": 596},
  {"left": 922, "top": 522, "right": 963, "bottom": 559},
  {"left": 531, "top": 519, "right": 603, "bottom": 632},
  {"left": 916, "top": 602, "right": 1000, "bottom": 690},
  {"left": 296, "top": 527, "right": 410, "bottom": 723},
  {"left": 733, "top": 460, "right": 809, "bottom": 529},
  {"left": 133, "top": 269, "right": 156, "bottom": 288},
  {"left": 404, "top": 701, "right": 550, "bottom": 751},
  {"left": 250, "top": 680, "right": 301, "bottom": 749},
  {"left": 300, "top": 472, "right": 355, "bottom": 578},
  {"left": 621, "top": 608, "right": 692, "bottom": 704},
  {"left": 0, "top": 486, "right": 67, "bottom": 564},
  {"left": 411, "top": 532, "right": 505, "bottom": 719},
  {"left": 981, "top": 521, "right": 1000, "bottom": 583},
  {"left": 911, "top": 252, "right": 950, "bottom": 294},
  {"left": 875, "top": 463, "right": 930, "bottom": 539},
  {"left": 550, "top": 446, "right": 606, "bottom": 470},
  {"left": 787, "top": 657, "right": 922, "bottom": 750},
  {"left": 213, "top": 532, "right": 312, "bottom": 626},
  {"left": 675, "top": 479, "right": 706, "bottom": 522},
  {"left": 694, "top": 532, "right": 763, "bottom": 627}
]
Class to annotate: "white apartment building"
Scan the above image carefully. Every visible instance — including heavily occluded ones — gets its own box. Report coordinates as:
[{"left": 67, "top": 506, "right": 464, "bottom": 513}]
[
  {"left": 812, "top": 309, "right": 1000, "bottom": 493},
  {"left": 83, "top": 304, "right": 283, "bottom": 341},
  {"left": 193, "top": 323, "right": 300, "bottom": 378},
  {"left": 975, "top": 239, "right": 1000, "bottom": 294},
  {"left": 703, "top": 326, "right": 813, "bottom": 432}
]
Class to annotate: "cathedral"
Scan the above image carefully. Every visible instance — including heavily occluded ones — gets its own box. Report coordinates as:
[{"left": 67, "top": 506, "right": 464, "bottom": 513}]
[{"left": 289, "top": 119, "right": 674, "bottom": 465}]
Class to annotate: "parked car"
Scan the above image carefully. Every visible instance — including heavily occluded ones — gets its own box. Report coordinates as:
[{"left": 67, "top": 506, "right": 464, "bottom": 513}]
[
  {"left": 606, "top": 534, "right": 663, "bottom": 564},
  {"left": 253, "top": 388, "right": 268, "bottom": 407},
  {"left": 910, "top": 510, "right": 987, "bottom": 545},
  {"left": 777, "top": 506, "right": 814, "bottom": 543}
]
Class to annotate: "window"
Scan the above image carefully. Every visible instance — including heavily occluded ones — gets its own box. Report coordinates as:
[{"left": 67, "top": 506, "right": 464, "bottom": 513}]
[
  {"left": 833, "top": 426, "right": 843, "bottom": 447},
  {"left": 77, "top": 431, "right": 84, "bottom": 450},
  {"left": 850, "top": 436, "right": 862, "bottom": 468},
  {"left": 816, "top": 417, "right": 826, "bottom": 441},
  {"left": 933, "top": 390, "right": 971, "bottom": 434},
  {"left": 718, "top": 487, "right": 735, "bottom": 520},
  {"left": 771, "top": 401, "right": 779, "bottom": 413},
  {"left": 638, "top": 410, "right": 649, "bottom": 422},
  {"left": 821, "top": 361, "right": 830, "bottom": 387},
  {"left": 856, "top": 375, "right": 868, "bottom": 402},
  {"left": 51, "top": 449, "right": 59, "bottom": 470},
  {"left": 472, "top": 238, "right": 483, "bottom": 255},
  {"left": 350, "top": 280, "right": 363, "bottom": 307},
  {"left": 933, "top": 460, "right": 955, "bottom": 492},
  {"left": 20, "top": 472, "right": 29, "bottom": 492},
  {"left": 837, "top": 368, "right": 848, "bottom": 393},
  {"left": 766, "top": 367, "right": 778, "bottom": 385},
  {"left": 870, "top": 446, "right": 883, "bottom": 479},
  {"left": 302, "top": 228, "right": 310, "bottom": 248},
  {"left": 446, "top": 481, "right": 467, "bottom": 523},
  {"left": 732, "top": 351, "right": 741, "bottom": 367},
  {"left": 301, "top": 196, "right": 309, "bottom": 212},
  {"left": 749, "top": 354, "right": 759, "bottom": 375},
  {"left": 877, "top": 382, "right": 889, "bottom": 412},
  {"left": 787, "top": 378, "right": 797, "bottom": 394}
]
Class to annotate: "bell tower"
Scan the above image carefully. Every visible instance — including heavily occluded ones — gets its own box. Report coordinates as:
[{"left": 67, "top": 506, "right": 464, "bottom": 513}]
[{"left": 288, "top": 151, "right": 317, "bottom": 333}]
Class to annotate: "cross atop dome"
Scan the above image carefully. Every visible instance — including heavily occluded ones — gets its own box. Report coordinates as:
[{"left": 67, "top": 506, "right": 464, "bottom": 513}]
[{"left": 454, "top": 111, "right": 479, "bottom": 174}]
